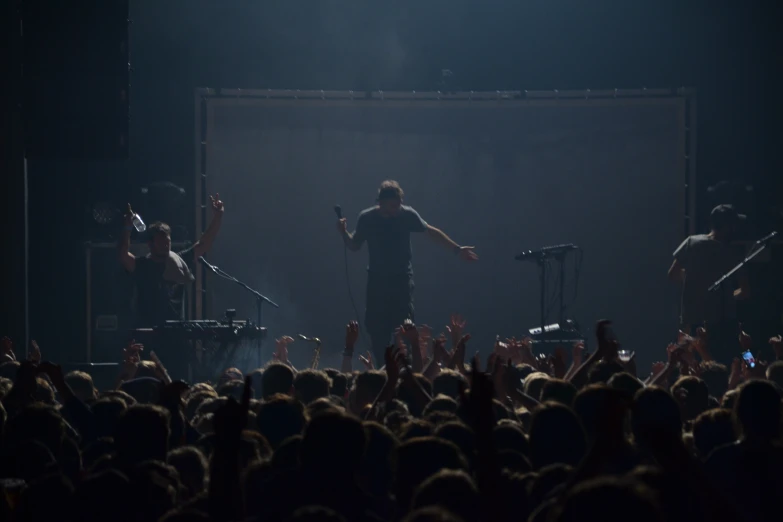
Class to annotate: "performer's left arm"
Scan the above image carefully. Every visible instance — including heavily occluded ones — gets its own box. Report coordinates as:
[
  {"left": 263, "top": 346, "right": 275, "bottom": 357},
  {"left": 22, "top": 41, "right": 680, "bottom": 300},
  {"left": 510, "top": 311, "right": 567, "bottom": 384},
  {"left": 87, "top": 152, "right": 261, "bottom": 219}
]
[
  {"left": 412, "top": 209, "right": 478, "bottom": 261},
  {"left": 194, "top": 193, "right": 225, "bottom": 258}
]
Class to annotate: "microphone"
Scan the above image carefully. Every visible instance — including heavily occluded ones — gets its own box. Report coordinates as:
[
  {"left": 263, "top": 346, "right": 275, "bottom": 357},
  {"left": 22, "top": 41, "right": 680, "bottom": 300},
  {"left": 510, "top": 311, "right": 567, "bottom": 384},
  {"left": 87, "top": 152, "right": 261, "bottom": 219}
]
[
  {"left": 198, "top": 256, "right": 218, "bottom": 274},
  {"left": 334, "top": 205, "right": 342, "bottom": 219},
  {"left": 754, "top": 231, "right": 778, "bottom": 245}
]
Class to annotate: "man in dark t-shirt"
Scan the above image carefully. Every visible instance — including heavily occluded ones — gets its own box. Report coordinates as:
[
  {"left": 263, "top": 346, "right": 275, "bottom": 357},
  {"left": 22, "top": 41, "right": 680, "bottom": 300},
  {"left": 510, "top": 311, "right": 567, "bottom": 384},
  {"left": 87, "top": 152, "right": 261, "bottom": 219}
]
[
  {"left": 337, "top": 180, "right": 478, "bottom": 359},
  {"left": 668, "top": 204, "right": 749, "bottom": 363},
  {"left": 118, "top": 194, "right": 225, "bottom": 375}
]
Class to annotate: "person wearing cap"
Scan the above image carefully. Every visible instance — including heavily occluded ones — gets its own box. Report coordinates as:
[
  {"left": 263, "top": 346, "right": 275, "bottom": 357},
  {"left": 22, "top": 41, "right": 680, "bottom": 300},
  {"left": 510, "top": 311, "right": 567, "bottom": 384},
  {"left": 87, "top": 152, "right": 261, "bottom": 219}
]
[{"left": 668, "top": 204, "right": 750, "bottom": 362}]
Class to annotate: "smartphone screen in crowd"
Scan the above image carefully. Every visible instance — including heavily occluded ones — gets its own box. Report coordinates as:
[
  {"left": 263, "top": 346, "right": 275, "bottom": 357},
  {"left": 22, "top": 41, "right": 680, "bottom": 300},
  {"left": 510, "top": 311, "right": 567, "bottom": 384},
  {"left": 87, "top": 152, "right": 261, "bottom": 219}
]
[{"left": 742, "top": 350, "right": 756, "bottom": 369}]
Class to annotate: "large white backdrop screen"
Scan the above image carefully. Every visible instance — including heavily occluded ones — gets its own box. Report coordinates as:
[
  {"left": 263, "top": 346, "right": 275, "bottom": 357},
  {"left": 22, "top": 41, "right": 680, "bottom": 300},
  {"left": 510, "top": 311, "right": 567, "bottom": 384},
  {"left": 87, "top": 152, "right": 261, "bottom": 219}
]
[{"left": 204, "top": 98, "right": 683, "bottom": 368}]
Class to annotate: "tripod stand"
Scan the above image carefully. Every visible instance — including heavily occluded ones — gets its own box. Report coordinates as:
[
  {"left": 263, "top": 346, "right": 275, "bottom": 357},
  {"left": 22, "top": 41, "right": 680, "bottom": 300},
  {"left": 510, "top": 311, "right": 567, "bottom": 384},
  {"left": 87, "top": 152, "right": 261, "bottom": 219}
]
[{"left": 515, "top": 243, "right": 581, "bottom": 335}]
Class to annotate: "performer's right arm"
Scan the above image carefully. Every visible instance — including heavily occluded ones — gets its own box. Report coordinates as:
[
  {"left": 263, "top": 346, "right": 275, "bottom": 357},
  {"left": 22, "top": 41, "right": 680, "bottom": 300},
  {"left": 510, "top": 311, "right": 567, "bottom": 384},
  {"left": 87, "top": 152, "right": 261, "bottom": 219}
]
[
  {"left": 668, "top": 237, "right": 689, "bottom": 283},
  {"left": 118, "top": 204, "right": 136, "bottom": 272},
  {"left": 337, "top": 215, "right": 366, "bottom": 252}
]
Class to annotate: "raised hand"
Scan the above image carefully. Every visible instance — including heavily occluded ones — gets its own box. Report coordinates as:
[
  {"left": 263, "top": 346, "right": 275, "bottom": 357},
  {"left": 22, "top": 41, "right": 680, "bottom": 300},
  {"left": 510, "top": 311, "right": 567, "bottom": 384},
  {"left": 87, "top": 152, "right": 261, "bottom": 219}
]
[
  {"left": 273, "top": 336, "right": 295, "bottom": 364},
  {"left": 337, "top": 217, "right": 348, "bottom": 234},
  {"left": 345, "top": 321, "right": 359, "bottom": 350},
  {"left": 572, "top": 340, "right": 585, "bottom": 365},
  {"left": 394, "top": 327, "right": 408, "bottom": 356},
  {"left": 124, "top": 203, "right": 135, "bottom": 227},
  {"left": 518, "top": 337, "right": 536, "bottom": 365},
  {"left": 432, "top": 335, "right": 451, "bottom": 364},
  {"left": 445, "top": 314, "right": 466, "bottom": 349},
  {"left": 739, "top": 329, "right": 752, "bottom": 352},
  {"left": 358, "top": 351, "right": 375, "bottom": 370},
  {"left": 123, "top": 341, "right": 143, "bottom": 364},
  {"left": 552, "top": 346, "right": 568, "bottom": 378},
  {"left": 149, "top": 351, "right": 172, "bottom": 384},
  {"left": 1, "top": 336, "right": 15, "bottom": 362},
  {"left": 769, "top": 335, "right": 783, "bottom": 360},
  {"left": 677, "top": 330, "right": 694, "bottom": 346},
  {"left": 401, "top": 319, "right": 419, "bottom": 344},
  {"left": 209, "top": 193, "right": 224, "bottom": 216},
  {"left": 667, "top": 343, "right": 686, "bottom": 365},
  {"left": 457, "top": 246, "right": 479, "bottom": 262},
  {"left": 448, "top": 333, "right": 471, "bottom": 373},
  {"left": 383, "top": 345, "right": 402, "bottom": 384},
  {"left": 651, "top": 361, "right": 667, "bottom": 377},
  {"left": 742, "top": 358, "right": 768, "bottom": 380},
  {"left": 417, "top": 324, "right": 433, "bottom": 360},
  {"left": 493, "top": 338, "right": 510, "bottom": 360},
  {"left": 29, "top": 340, "right": 42, "bottom": 365},
  {"left": 119, "top": 341, "right": 142, "bottom": 381},
  {"left": 537, "top": 354, "right": 554, "bottom": 376}
]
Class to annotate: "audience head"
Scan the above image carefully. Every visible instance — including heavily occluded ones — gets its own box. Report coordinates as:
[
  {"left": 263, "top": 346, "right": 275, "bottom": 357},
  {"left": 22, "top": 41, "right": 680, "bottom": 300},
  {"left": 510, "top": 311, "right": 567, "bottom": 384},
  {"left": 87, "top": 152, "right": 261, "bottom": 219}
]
[
  {"left": 734, "top": 379, "right": 782, "bottom": 441},
  {"left": 72, "top": 469, "right": 131, "bottom": 522},
  {"left": 65, "top": 370, "right": 98, "bottom": 402},
  {"left": 217, "top": 379, "right": 247, "bottom": 400},
  {"left": 255, "top": 394, "right": 307, "bottom": 449},
  {"left": 529, "top": 402, "right": 587, "bottom": 469},
  {"left": 114, "top": 404, "right": 171, "bottom": 468},
  {"left": 766, "top": 361, "right": 783, "bottom": 390},
  {"left": 432, "top": 370, "right": 468, "bottom": 400},
  {"left": 412, "top": 469, "right": 479, "bottom": 522},
  {"left": 607, "top": 372, "right": 644, "bottom": 399},
  {"left": 553, "top": 476, "right": 663, "bottom": 522},
  {"left": 91, "top": 397, "right": 128, "bottom": 439},
  {"left": 492, "top": 422, "right": 529, "bottom": 457},
  {"left": 700, "top": 361, "right": 729, "bottom": 399},
  {"left": 361, "top": 421, "right": 399, "bottom": 496},
  {"left": 300, "top": 411, "right": 366, "bottom": 476},
  {"left": 632, "top": 386, "right": 683, "bottom": 443},
  {"left": 293, "top": 369, "right": 332, "bottom": 405},
  {"left": 523, "top": 372, "right": 550, "bottom": 400},
  {"left": 671, "top": 375, "right": 710, "bottom": 421},
  {"left": 261, "top": 363, "right": 294, "bottom": 399},
  {"left": 395, "top": 437, "right": 468, "bottom": 510},
  {"left": 352, "top": 370, "right": 387, "bottom": 410},
  {"left": 540, "top": 379, "right": 578, "bottom": 406},
  {"left": 423, "top": 395, "right": 459, "bottom": 416},
  {"left": 168, "top": 446, "right": 209, "bottom": 499},
  {"left": 692, "top": 408, "right": 735, "bottom": 459},
  {"left": 573, "top": 385, "right": 627, "bottom": 443},
  {"left": 323, "top": 368, "right": 348, "bottom": 397},
  {"left": 4, "top": 404, "right": 67, "bottom": 457},
  {"left": 435, "top": 421, "right": 476, "bottom": 467}
]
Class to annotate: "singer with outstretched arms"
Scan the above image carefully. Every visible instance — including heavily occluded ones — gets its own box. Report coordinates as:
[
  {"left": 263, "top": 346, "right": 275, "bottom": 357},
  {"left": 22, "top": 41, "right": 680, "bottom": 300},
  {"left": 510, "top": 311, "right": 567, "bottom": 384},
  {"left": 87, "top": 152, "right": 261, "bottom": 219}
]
[
  {"left": 337, "top": 180, "right": 478, "bottom": 360},
  {"left": 117, "top": 193, "right": 225, "bottom": 375}
]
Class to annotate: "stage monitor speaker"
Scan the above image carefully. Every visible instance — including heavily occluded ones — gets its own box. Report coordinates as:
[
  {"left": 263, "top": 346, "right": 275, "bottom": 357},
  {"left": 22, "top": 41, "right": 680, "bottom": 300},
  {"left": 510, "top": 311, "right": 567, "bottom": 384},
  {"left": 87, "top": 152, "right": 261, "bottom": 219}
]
[
  {"left": 85, "top": 241, "right": 192, "bottom": 362},
  {"left": 22, "top": 0, "right": 130, "bottom": 160}
]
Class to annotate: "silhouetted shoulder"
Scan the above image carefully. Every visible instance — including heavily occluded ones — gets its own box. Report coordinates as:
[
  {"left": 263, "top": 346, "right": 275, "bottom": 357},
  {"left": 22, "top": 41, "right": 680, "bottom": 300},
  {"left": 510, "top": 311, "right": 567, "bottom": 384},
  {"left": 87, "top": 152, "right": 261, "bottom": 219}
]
[{"left": 358, "top": 206, "right": 379, "bottom": 220}]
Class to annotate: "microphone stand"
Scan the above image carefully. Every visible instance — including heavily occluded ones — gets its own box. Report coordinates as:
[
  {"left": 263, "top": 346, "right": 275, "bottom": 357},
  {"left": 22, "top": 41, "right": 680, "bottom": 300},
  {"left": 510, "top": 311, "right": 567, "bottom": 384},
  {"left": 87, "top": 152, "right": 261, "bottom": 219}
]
[
  {"left": 709, "top": 231, "right": 778, "bottom": 293},
  {"left": 202, "top": 259, "right": 279, "bottom": 368}
]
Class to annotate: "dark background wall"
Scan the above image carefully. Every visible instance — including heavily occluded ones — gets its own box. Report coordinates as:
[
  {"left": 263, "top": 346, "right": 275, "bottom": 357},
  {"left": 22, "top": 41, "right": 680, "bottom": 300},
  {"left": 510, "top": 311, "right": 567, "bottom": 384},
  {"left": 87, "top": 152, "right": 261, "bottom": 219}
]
[
  {"left": 204, "top": 98, "right": 685, "bottom": 369},
  {"left": 2, "top": 0, "right": 781, "bottom": 362}
]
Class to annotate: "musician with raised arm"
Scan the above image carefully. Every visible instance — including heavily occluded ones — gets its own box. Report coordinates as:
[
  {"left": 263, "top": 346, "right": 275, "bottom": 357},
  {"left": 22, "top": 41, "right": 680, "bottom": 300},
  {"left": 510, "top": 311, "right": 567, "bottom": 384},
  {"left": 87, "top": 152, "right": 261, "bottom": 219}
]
[
  {"left": 668, "top": 203, "right": 749, "bottom": 363},
  {"left": 118, "top": 194, "right": 225, "bottom": 375},
  {"left": 337, "top": 180, "right": 478, "bottom": 360}
]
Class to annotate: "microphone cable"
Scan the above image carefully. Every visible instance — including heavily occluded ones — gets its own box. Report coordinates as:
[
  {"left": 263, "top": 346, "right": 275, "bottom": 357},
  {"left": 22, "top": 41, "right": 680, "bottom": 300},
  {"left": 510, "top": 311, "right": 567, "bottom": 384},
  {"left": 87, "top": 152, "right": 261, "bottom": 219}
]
[{"left": 335, "top": 205, "right": 371, "bottom": 351}]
